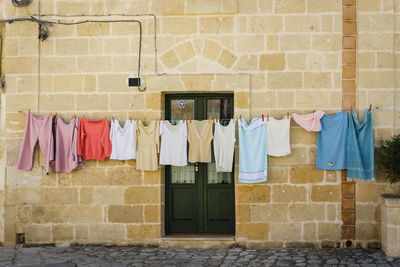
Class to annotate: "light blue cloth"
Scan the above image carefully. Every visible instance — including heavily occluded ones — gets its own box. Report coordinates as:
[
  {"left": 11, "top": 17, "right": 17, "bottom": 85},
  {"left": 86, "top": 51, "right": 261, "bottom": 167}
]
[
  {"left": 238, "top": 118, "right": 267, "bottom": 183},
  {"left": 346, "top": 109, "right": 374, "bottom": 182},
  {"left": 317, "top": 111, "right": 348, "bottom": 170}
]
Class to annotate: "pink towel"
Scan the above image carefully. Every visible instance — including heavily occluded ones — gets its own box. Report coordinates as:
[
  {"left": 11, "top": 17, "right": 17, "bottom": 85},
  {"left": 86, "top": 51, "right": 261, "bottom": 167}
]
[{"left": 292, "top": 110, "right": 325, "bottom": 132}]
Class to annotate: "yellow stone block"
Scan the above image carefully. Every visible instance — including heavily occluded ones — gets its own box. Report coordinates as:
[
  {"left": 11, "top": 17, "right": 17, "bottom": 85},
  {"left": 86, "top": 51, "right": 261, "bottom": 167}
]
[
  {"left": 25, "top": 225, "right": 51, "bottom": 243},
  {"left": 17, "top": 206, "right": 31, "bottom": 224},
  {"left": 97, "top": 74, "right": 129, "bottom": 92},
  {"left": 175, "top": 42, "right": 196, "bottom": 63},
  {"left": 32, "top": 206, "right": 68, "bottom": 223},
  {"left": 39, "top": 94, "right": 75, "bottom": 112},
  {"left": 107, "top": 167, "right": 142, "bottom": 186},
  {"left": 266, "top": 35, "right": 279, "bottom": 51},
  {"left": 199, "top": 17, "right": 234, "bottom": 34},
  {"left": 222, "top": 0, "right": 239, "bottom": 13},
  {"left": 280, "top": 35, "right": 310, "bottom": 50},
  {"left": 269, "top": 223, "right": 301, "bottom": 241},
  {"left": 237, "top": 223, "right": 269, "bottom": 240},
  {"left": 357, "top": 52, "right": 375, "bottom": 69},
  {"left": 235, "top": 92, "right": 249, "bottom": 109},
  {"left": 359, "top": 71, "right": 394, "bottom": 89},
  {"left": 236, "top": 204, "right": 251, "bottom": 222},
  {"left": 236, "top": 185, "right": 271, "bottom": 203},
  {"left": 89, "top": 224, "right": 125, "bottom": 242},
  {"left": 4, "top": 57, "right": 38, "bottom": 74},
  {"left": 127, "top": 224, "right": 160, "bottom": 239},
  {"left": 276, "top": 91, "right": 294, "bottom": 108},
  {"left": 249, "top": 16, "right": 283, "bottom": 32},
  {"left": 108, "top": 205, "right": 143, "bottom": 223},
  {"left": 162, "top": 17, "right": 197, "bottom": 34},
  {"left": 144, "top": 171, "right": 161, "bottom": 185},
  {"left": 144, "top": 205, "right": 161, "bottom": 223},
  {"left": 284, "top": 16, "right": 320, "bottom": 32},
  {"left": 251, "top": 204, "right": 288, "bottom": 222},
  {"left": 307, "top": 0, "right": 341, "bottom": 13},
  {"left": 79, "top": 187, "right": 93, "bottom": 205},
  {"left": 202, "top": 40, "right": 222, "bottom": 61},
  {"left": 359, "top": 33, "right": 394, "bottom": 50},
  {"left": 77, "top": 22, "right": 110, "bottom": 36},
  {"left": 56, "top": 0, "right": 90, "bottom": 15},
  {"left": 260, "top": 54, "right": 285, "bottom": 71},
  {"left": 213, "top": 74, "right": 249, "bottom": 90},
  {"left": 289, "top": 204, "right": 325, "bottom": 221},
  {"left": 356, "top": 183, "right": 386, "bottom": 203},
  {"left": 125, "top": 186, "right": 160, "bottom": 204},
  {"left": 76, "top": 94, "right": 108, "bottom": 111},
  {"left": 271, "top": 185, "right": 307, "bottom": 203},
  {"left": 268, "top": 72, "right": 302, "bottom": 89},
  {"left": 52, "top": 225, "right": 73, "bottom": 242},
  {"left": 68, "top": 206, "right": 103, "bottom": 223},
  {"left": 71, "top": 168, "right": 107, "bottom": 186},
  {"left": 237, "top": 35, "right": 264, "bottom": 53},
  {"left": 303, "top": 223, "right": 317, "bottom": 241},
  {"left": 55, "top": 39, "right": 89, "bottom": 56},
  {"left": 311, "top": 185, "right": 340, "bottom": 202},
  {"left": 318, "top": 222, "right": 341, "bottom": 240},
  {"left": 77, "top": 56, "right": 112, "bottom": 72},
  {"left": 275, "top": 0, "right": 305, "bottom": 13},
  {"left": 250, "top": 74, "right": 267, "bottom": 90},
  {"left": 217, "top": 49, "right": 237, "bottom": 69},
  {"left": 53, "top": 75, "right": 84, "bottom": 92},
  {"left": 312, "top": 34, "right": 341, "bottom": 51},
  {"left": 304, "top": 72, "right": 332, "bottom": 89},
  {"left": 93, "top": 188, "right": 125, "bottom": 205},
  {"left": 358, "top": 0, "right": 381, "bottom": 12},
  {"left": 186, "top": 0, "right": 221, "bottom": 14},
  {"left": 181, "top": 74, "right": 214, "bottom": 91},
  {"left": 45, "top": 188, "right": 78, "bottom": 205},
  {"left": 290, "top": 165, "right": 324, "bottom": 184},
  {"left": 6, "top": 188, "right": 43, "bottom": 205},
  {"left": 109, "top": 94, "right": 145, "bottom": 111},
  {"left": 18, "top": 38, "right": 39, "bottom": 56},
  {"left": 377, "top": 52, "right": 394, "bottom": 68},
  {"left": 5, "top": 22, "right": 37, "bottom": 37},
  {"left": 161, "top": 49, "right": 180, "bottom": 69},
  {"left": 75, "top": 225, "right": 89, "bottom": 240},
  {"left": 151, "top": 0, "right": 185, "bottom": 15}
]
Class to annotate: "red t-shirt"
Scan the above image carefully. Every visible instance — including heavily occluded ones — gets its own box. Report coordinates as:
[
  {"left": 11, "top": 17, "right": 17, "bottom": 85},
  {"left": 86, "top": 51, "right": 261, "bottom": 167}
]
[{"left": 77, "top": 118, "right": 112, "bottom": 160}]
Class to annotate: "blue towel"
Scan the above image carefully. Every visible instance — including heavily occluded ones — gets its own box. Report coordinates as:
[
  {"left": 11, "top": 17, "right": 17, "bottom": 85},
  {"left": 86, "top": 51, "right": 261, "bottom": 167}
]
[
  {"left": 346, "top": 109, "right": 374, "bottom": 182},
  {"left": 317, "top": 111, "right": 348, "bottom": 170},
  {"left": 238, "top": 118, "right": 267, "bottom": 183}
]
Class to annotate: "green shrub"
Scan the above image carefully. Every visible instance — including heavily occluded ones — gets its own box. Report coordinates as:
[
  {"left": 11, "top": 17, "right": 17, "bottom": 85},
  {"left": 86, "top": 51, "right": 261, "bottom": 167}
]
[{"left": 376, "top": 135, "right": 400, "bottom": 184}]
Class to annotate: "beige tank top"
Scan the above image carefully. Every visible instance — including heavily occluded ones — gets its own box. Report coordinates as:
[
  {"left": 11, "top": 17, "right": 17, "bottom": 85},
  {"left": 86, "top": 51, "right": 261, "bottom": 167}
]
[
  {"left": 187, "top": 120, "right": 213, "bottom": 163},
  {"left": 135, "top": 120, "right": 159, "bottom": 171}
]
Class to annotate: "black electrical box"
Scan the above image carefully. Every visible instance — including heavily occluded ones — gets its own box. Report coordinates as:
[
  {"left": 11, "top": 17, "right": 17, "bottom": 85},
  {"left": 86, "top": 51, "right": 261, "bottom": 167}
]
[{"left": 128, "top": 78, "right": 141, "bottom": 87}]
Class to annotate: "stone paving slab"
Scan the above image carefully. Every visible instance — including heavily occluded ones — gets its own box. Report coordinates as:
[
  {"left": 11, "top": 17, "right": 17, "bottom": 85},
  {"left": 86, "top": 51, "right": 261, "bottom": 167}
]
[{"left": 0, "top": 246, "right": 398, "bottom": 266}]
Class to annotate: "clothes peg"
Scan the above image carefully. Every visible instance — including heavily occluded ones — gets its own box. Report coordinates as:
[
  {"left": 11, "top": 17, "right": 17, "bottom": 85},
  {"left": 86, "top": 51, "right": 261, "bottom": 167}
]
[
  {"left": 189, "top": 115, "right": 192, "bottom": 123},
  {"left": 369, "top": 104, "right": 372, "bottom": 112},
  {"left": 162, "top": 115, "right": 164, "bottom": 121},
  {"left": 28, "top": 109, "right": 31, "bottom": 114},
  {"left": 287, "top": 112, "right": 289, "bottom": 119},
  {"left": 130, "top": 116, "right": 132, "bottom": 121},
  {"left": 209, "top": 116, "right": 212, "bottom": 121},
  {"left": 313, "top": 110, "right": 315, "bottom": 113},
  {"left": 350, "top": 106, "right": 352, "bottom": 113},
  {"left": 216, "top": 114, "right": 219, "bottom": 123},
  {"left": 183, "top": 115, "right": 186, "bottom": 122},
  {"left": 267, "top": 113, "right": 269, "bottom": 121},
  {"left": 240, "top": 114, "right": 242, "bottom": 121},
  {"left": 74, "top": 114, "right": 76, "bottom": 119},
  {"left": 262, "top": 114, "right": 264, "bottom": 121}
]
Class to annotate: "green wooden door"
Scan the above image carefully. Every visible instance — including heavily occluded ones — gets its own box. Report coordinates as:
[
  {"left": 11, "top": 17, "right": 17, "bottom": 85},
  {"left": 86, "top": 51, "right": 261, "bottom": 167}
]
[{"left": 165, "top": 94, "right": 235, "bottom": 235}]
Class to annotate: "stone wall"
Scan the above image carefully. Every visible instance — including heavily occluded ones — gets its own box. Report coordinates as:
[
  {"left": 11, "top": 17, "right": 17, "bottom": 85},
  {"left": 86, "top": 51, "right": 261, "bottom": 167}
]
[
  {"left": 0, "top": 0, "right": 398, "bottom": 247},
  {"left": 355, "top": 0, "right": 400, "bottom": 248}
]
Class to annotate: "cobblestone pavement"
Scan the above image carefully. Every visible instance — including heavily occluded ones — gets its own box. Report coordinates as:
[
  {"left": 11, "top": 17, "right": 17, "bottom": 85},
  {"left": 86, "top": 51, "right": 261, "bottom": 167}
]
[{"left": 0, "top": 246, "right": 399, "bottom": 267}]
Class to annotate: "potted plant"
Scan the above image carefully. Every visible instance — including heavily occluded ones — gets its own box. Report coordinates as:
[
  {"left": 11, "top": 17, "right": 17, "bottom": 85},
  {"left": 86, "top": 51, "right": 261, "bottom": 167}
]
[
  {"left": 376, "top": 134, "right": 400, "bottom": 195},
  {"left": 376, "top": 135, "right": 400, "bottom": 257}
]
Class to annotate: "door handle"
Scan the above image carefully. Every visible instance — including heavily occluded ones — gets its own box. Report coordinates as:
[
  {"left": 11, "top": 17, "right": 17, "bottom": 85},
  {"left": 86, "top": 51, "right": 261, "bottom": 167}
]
[{"left": 195, "top": 163, "right": 199, "bottom": 172}]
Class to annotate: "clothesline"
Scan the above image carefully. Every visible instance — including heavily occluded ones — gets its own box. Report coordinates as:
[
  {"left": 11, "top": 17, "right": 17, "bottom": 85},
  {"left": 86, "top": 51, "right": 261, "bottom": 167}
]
[{"left": 17, "top": 106, "right": 380, "bottom": 122}]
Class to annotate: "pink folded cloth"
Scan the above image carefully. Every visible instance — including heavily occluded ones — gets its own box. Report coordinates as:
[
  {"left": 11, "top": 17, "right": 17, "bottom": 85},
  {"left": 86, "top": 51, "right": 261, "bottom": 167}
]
[{"left": 292, "top": 110, "right": 325, "bottom": 132}]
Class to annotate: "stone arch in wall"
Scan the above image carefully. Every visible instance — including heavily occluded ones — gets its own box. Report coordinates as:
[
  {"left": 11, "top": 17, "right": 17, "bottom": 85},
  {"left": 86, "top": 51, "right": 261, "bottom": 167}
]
[{"left": 160, "top": 38, "right": 237, "bottom": 73}]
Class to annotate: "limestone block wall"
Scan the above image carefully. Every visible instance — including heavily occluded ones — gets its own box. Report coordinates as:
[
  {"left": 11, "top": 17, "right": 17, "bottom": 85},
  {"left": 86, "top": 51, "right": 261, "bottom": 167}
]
[
  {"left": 355, "top": 0, "right": 400, "bottom": 247},
  {"left": 0, "top": 0, "right": 397, "bottom": 247}
]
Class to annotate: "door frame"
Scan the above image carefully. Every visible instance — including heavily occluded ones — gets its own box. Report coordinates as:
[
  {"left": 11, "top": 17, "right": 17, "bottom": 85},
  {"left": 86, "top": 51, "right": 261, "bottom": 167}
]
[{"left": 164, "top": 93, "right": 235, "bottom": 235}]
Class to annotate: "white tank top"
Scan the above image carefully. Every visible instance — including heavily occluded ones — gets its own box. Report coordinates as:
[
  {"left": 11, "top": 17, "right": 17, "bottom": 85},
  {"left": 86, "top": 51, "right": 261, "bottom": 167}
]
[
  {"left": 213, "top": 119, "right": 236, "bottom": 172},
  {"left": 159, "top": 120, "right": 188, "bottom": 166},
  {"left": 109, "top": 120, "right": 136, "bottom": 160}
]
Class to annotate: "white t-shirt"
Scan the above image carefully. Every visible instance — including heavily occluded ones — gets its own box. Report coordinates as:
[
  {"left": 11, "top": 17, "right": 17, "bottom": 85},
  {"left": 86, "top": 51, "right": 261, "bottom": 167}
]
[
  {"left": 266, "top": 117, "right": 291, "bottom": 157},
  {"left": 213, "top": 119, "right": 236, "bottom": 172},
  {"left": 109, "top": 120, "right": 136, "bottom": 160},
  {"left": 159, "top": 120, "right": 188, "bottom": 166}
]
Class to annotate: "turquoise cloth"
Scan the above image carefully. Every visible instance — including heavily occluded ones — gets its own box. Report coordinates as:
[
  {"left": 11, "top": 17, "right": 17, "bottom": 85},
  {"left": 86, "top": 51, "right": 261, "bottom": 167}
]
[
  {"left": 346, "top": 109, "right": 374, "bottom": 181},
  {"left": 238, "top": 118, "right": 267, "bottom": 183},
  {"left": 317, "top": 111, "right": 348, "bottom": 170}
]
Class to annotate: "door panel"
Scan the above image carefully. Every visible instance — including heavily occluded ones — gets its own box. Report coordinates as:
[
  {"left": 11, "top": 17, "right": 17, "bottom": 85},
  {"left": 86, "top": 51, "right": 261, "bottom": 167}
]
[{"left": 165, "top": 94, "right": 235, "bottom": 235}]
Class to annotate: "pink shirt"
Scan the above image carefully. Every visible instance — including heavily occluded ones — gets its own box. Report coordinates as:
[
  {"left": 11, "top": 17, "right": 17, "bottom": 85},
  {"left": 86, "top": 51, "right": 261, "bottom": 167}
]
[
  {"left": 292, "top": 110, "right": 325, "bottom": 132},
  {"left": 50, "top": 117, "right": 83, "bottom": 173}
]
